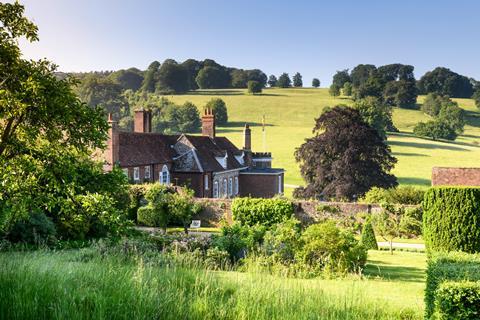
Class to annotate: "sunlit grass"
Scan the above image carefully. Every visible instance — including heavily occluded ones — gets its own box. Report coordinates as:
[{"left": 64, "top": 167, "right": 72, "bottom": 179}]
[
  {"left": 166, "top": 88, "right": 480, "bottom": 190},
  {"left": 0, "top": 249, "right": 425, "bottom": 319}
]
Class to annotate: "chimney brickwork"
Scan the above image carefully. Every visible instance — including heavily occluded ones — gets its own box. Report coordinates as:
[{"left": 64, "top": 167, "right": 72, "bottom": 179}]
[
  {"left": 134, "top": 109, "right": 152, "bottom": 133},
  {"left": 202, "top": 107, "right": 216, "bottom": 138},
  {"left": 106, "top": 113, "right": 119, "bottom": 167}
]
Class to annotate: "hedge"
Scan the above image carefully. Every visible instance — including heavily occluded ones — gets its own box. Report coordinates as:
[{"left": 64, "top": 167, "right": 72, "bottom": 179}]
[
  {"left": 360, "top": 221, "right": 378, "bottom": 250},
  {"left": 425, "top": 251, "right": 480, "bottom": 319},
  {"left": 423, "top": 187, "right": 480, "bottom": 253},
  {"left": 435, "top": 281, "right": 480, "bottom": 319},
  {"left": 231, "top": 198, "right": 294, "bottom": 227}
]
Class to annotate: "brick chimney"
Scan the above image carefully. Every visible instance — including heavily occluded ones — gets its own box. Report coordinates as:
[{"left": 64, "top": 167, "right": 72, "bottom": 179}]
[
  {"left": 202, "top": 107, "right": 215, "bottom": 138},
  {"left": 134, "top": 109, "right": 152, "bottom": 133},
  {"left": 106, "top": 113, "right": 119, "bottom": 168},
  {"left": 243, "top": 124, "right": 251, "bottom": 150}
]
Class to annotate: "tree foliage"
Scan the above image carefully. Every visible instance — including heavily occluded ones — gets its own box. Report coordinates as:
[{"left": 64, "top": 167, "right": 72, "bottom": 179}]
[
  {"left": 294, "top": 106, "right": 397, "bottom": 200},
  {"left": 156, "top": 59, "right": 189, "bottom": 94},
  {"left": 417, "top": 67, "right": 474, "bottom": 98},
  {"left": 204, "top": 98, "right": 228, "bottom": 125},
  {"left": 329, "top": 83, "right": 340, "bottom": 97},
  {"left": 332, "top": 69, "right": 351, "bottom": 88},
  {"left": 360, "top": 221, "right": 378, "bottom": 250},
  {"left": 277, "top": 73, "right": 291, "bottom": 88},
  {"left": 353, "top": 96, "right": 394, "bottom": 140},
  {"left": 292, "top": 72, "right": 303, "bottom": 87},
  {"left": 268, "top": 75, "right": 277, "bottom": 87},
  {"left": 247, "top": 80, "right": 263, "bottom": 94},
  {"left": 312, "top": 78, "right": 320, "bottom": 88}
]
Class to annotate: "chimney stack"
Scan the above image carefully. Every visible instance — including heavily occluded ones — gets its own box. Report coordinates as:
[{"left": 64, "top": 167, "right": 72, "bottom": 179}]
[
  {"left": 202, "top": 107, "right": 215, "bottom": 138},
  {"left": 243, "top": 124, "right": 251, "bottom": 150},
  {"left": 106, "top": 113, "right": 119, "bottom": 168},
  {"left": 134, "top": 109, "right": 152, "bottom": 133}
]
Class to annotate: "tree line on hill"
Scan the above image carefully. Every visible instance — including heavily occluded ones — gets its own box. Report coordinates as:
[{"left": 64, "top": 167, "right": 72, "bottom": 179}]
[{"left": 329, "top": 64, "right": 479, "bottom": 141}]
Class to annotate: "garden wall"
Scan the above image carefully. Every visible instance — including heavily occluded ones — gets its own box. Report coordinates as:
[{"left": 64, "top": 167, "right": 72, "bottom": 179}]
[
  {"left": 432, "top": 167, "right": 480, "bottom": 186},
  {"left": 192, "top": 198, "right": 394, "bottom": 227}
]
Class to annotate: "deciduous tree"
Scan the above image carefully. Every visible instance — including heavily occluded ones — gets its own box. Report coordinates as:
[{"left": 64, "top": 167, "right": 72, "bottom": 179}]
[
  {"left": 294, "top": 106, "right": 397, "bottom": 200},
  {"left": 293, "top": 72, "right": 303, "bottom": 87},
  {"left": 312, "top": 78, "right": 320, "bottom": 88}
]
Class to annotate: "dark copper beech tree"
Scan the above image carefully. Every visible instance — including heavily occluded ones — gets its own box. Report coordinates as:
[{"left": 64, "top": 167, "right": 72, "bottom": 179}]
[{"left": 294, "top": 106, "right": 397, "bottom": 201}]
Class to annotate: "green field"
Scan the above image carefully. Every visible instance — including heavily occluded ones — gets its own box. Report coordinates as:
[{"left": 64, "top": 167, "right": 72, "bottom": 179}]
[
  {"left": 164, "top": 88, "right": 480, "bottom": 193},
  {"left": 0, "top": 249, "right": 426, "bottom": 319}
]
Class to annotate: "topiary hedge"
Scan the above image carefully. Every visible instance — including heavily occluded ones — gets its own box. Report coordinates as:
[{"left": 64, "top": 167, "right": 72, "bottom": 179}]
[
  {"left": 423, "top": 187, "right": 480, "bottom": 253},
  {"left": 435, "top": 281, "right": 480, "bottom": 319},
  {"left": 231, "top": 198, "right": 294, "bottom": 227},
  {"left": 425, "top": 251, "right": 480, "bottom": 319},
  {"left": 360, "top": 221, "right": 378, "bottom": 250}
]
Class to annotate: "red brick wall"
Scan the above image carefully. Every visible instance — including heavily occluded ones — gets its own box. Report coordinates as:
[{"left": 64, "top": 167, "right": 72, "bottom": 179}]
[
  {"left": 432, "top": 167, "right": 480, "bottom": 186},
  {"left": 172, "top": 172, "right": 205, "bottom": 197},
  {"left": 239, "top": 173, "right": 283, "bottom": 198}
]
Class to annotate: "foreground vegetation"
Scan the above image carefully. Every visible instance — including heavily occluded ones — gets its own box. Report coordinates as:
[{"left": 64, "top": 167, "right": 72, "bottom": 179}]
[{"left": 0, "top": 247, "right": 425, "bottom": 320}]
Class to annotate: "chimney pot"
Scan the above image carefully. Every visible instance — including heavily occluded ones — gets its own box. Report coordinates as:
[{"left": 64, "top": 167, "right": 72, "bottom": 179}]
[
  {"left": 202, "top": 107, "right": 216, "bottom": 138},
  {"left": 134, "top": 109, "right": 152, "bottom": 133}
]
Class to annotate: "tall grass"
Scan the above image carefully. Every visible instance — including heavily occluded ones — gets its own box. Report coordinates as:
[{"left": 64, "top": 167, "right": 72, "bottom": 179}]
[{"left": 0, "top": 249, "right": 421, "bottom": 319}]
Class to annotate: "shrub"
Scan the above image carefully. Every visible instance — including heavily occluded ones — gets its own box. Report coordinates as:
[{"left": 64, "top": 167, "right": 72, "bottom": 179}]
[
  {"left": 361, "top": 186, "right": 425, "bottom": 205},
  {"left": 296, "top": 221, "right": 367, "bottom": 274},
  {"left": 136, "top": 184, "right": 173, "bottom": 229},
  {"left": 247, "top": 80, "right": 262, "bottom": 94},
  {"left": 435, "top": 281, "right": 480, "bottom": 320},
  {"left": 413, "top": 120, "right": 457, "bottom": 141},
  {"left": 204, "top": 247, "right": 231, "bottom": 270},
  {"left": 262, "top": 218, "right": 302, "bottom": 263},
  {"left": 423, "top": 187, "right": 480, "bottom": 253},
  {"left": 127, "top": 184, "right": 151, "bottom": 221},
  {"left": 7, "top": 210, "right": 56, "bottom": 244},
  {"left": 168, "top": 189, "right": 202, "bottom": 231},
  {"left": 231, "top": 197, "right": 294, "bottom": 227},
  {"left": 425, "top": 251, "right": 480, "bottom": 319},
  {"left": 360, "top": 221, "right": 378, "bottom": 250},
  {"left": 212, "top": 223, "right": 248, "bottom": 262}
]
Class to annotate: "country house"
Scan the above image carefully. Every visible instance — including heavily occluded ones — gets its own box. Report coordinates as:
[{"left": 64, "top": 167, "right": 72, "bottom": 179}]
[{"left": 104, "top": 108, "right": 284, "bottom": 198}]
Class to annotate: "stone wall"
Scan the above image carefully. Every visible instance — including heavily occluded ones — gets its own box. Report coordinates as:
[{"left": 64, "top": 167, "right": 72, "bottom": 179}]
[
  {"left": 192, "top": 198, "right": 407, "bottom": 227},
  {"left": 432, "top": 167, "right": 480, "bottom": 186}
]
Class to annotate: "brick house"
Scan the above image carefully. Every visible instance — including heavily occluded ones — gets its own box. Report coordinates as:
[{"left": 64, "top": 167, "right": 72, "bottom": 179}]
[{"left": 104, "top": 108, "right": 284, "bottom": 198}]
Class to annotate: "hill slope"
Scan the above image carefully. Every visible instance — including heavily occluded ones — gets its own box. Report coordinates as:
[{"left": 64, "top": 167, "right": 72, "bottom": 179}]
[{"left": 164, "top": 88, "right": 480, "bottom": 193}]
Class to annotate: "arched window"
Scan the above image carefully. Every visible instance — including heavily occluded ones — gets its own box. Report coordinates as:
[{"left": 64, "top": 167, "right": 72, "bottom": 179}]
[
  {"left": 159, "top": 165, "right": 170, "bottom": 185},
  {"left": 213, "top": 180, "right": 219, "bottom": 198}
]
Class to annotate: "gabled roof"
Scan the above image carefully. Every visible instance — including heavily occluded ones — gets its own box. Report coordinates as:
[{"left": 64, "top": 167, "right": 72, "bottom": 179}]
[
  {"left": 117, "top": 132, "right": 177, "bottom": 167},
  {"left": 182, "top": 135, "right": 246, "bottom": 172}
]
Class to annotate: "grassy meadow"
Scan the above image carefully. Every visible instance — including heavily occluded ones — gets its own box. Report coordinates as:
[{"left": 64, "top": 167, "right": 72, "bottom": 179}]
[
  {"left": 0, "top": 249, "right": 425, "bottom": 320},
  {"left": 164, "top": 88, "right": 480, "bottom": 193}
]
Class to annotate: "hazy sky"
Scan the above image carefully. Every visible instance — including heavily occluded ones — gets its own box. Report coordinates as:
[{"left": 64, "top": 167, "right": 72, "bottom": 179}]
[{"left": 17, "top": 0, "right": 480, "bottom": 86}]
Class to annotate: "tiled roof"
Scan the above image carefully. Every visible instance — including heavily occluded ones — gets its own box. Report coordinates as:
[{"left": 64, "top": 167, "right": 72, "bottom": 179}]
[
  {"left": 183, "top": 135, "right": 246, "bottom": 172},
  {"left": 117, "top": 132, "right": 177, "bottom": 167}
]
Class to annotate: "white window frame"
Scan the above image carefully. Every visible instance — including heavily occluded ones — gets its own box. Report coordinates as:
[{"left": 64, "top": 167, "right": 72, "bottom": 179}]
[
  {"left": 133, "top": 167, "right": 140, "bottom": 181},
  {"left": 278, "top": 175, "right": 282, "bottom": 194},
  {"left": 213, "top": 180, "right": 219, "bottom": 198},
  {"left": 159, "top": 165, "right": 170, "bottom": 185},
  {"left": 228, "top": 177, "right": 233, "bottom": 196},
  {"left": 223, "top": 178, "right": 227, "bottom": 197},
  {"left": 144, "top": 166, "right": 151, "bottom": 179},
  {"left": 234, "top": 176, "right": 239, "bottom": 195},
  {"left": 204, "top": 175, "right": 209, "bottom": 190}
]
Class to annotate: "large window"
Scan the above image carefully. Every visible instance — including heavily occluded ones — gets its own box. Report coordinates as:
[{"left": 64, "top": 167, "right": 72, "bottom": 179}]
[
  {"left": 213, "top": 180, "right": 219, "bottom": 198},
  {"left": 204, "top": 175, "right": 209, "bottom": 190},
  {"left": 159, "top": 165, "right": 170, "bottom": 185},
  {"left": 234, "top": 176, "right": 239, "bottom": 195},
  {"left": 144, "top": 166, "right": 151, "bottom": 179},
  {"left": 228, "top": 177, "right": 233, "bottom": 196},
  {"left": 133, "top": 167, "right": 140, "bottom": 181},
  {"left": 223, "top": 178, "right": 227, "bottom": 197}
]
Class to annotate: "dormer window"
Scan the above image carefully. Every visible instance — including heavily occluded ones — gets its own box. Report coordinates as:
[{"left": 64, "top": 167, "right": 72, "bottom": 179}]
[
  {"left": 215, "top": 153, "right": 228, "bottom": 169},
  {"left": 235, "top": 152, "right": 245, "bottom": 165}
]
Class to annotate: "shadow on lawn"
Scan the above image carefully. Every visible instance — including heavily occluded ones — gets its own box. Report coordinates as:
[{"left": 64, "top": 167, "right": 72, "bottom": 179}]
[
  {"left": 397, "top": 177, "right": 431, "bottom": 186},
  {"left": 364, "top": 262, "right": 425, "bottom": 283},
  {"left": 186, "top": 90, "right": 244, "bottom": 96},
  {"left": 392, "top": 152, "right": 429, "bottom": 157},
  {"left": 388, "top": 140, "right": 469, "bottom": 152}
]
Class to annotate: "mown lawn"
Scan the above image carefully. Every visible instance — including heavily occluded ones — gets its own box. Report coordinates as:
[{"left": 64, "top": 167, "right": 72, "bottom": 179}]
[
  {"left": 0, "top": 249, "right": 425, "bottom": 319},
  {"left": 165, "top": 88, "right": 480, "bottom": 193}
]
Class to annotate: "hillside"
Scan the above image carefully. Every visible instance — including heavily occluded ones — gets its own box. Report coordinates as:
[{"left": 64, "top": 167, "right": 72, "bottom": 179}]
[{"left": 163, "top": 88, "right": 480, "bottom": 194}]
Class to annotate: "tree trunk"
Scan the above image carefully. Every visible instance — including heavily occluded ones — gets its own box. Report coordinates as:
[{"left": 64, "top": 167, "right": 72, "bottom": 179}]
[{"left": 389, "top": 240, "right": 393, "bottom": 255}]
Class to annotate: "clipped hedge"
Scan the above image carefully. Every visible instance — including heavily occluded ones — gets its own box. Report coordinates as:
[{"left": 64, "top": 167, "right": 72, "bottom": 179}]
[
  {"left": 423, "top": 187, "right": 480, "bottom": 253},
  {"left": 360, "top": 221, "right": 378, "bottom": 250},
  {"left": 231, "top": 198, "right": 294, "bottom": 227},
  {"left": 435, "top": 281, "right": 480, "bottom": 319},
  {"left": 425, "top": 251, "right": 480, "bottom": 319}
]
